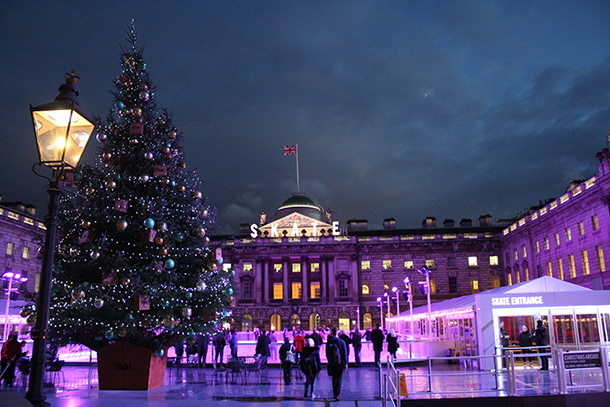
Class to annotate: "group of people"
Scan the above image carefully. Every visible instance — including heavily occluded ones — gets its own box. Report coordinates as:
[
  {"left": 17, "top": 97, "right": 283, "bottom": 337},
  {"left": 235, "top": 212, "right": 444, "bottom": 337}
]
[{"left": 500, "top": 320, "right": 549, "bottom": 370}]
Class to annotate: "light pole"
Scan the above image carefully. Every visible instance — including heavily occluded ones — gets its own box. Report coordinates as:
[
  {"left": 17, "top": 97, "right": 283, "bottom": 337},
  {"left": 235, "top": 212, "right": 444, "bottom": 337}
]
[
  {"left": 418, "top": 267, "right": 433, "bottom": 339},
  {"left": 391, "top": 286, "right": 400, "bottom": 319},
  {"left": 356, "top": 306, "right": 361, "bottom": 331},
  {"left": 404, "top": 277, "right": 414, "bottom": 336},
  {"left": 376, "top": 297, "right": 384, "bottom": 329},
  {"left": 2, "top": 272, "right": 28, "bottom": 341},
  {"left": 25, "top": 71, "right": 95, "bottom": 406},
  {"left": 383, "top": 292, "right": 391, "bottom": 330}
]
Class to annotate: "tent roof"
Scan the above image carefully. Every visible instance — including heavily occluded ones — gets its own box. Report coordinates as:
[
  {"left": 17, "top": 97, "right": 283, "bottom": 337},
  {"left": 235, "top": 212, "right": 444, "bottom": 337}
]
[{"left": 392, "top": 276, "right": 592, "bottom": 319}]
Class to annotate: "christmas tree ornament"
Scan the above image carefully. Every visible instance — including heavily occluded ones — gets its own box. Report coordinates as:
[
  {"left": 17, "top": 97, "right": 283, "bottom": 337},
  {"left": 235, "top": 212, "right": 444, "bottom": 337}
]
[
  {"left": 96, "top": 133, "right": 107, "bottom": 143},
  {"left": 27, "top": 314, "right": 37, "bottom": 327},
  {"left": 137, "top": 61, "right": 147, "bottom": 70},
  {"left": 121, "top": 278, "right": 131, "bottom": 286},
  {"left": 182, "top": 307, "right": 192, "bottom": 318},
  {"left": 94, "top": 298, "right": 104, "bottom": 308},
  {"left": 158, "top": 222, "right": 168, "bottom": 232},
  {"left": 228, "top": 268, "right": 235, "bottom": 277},
  {"left": 197, "top": 228, "right": 206, "bottom": 237},
  {"left": 129, "top": 138, "right": 139, "bottom": 144},
  {"left": 194, "top": 191, "right": 203, "bottom": 200},
  {"left": 159, "top": 248, "right": 168, "bottom": 256},
  {"left": 179, "top": 162, "right": 186, "bottom": 168},
  {"left": 162, "top": 146, "right": 170, "bottom": 154},
  {"left": 168, "top": 130, "right": 177, "bottom": 140},
  {"left": 139, "top": 90, "right": 150, "bottom": 101},
  {"left": 174, "top": 232, "right": 184, "bottom": 243},
  {"left": 132, "top": 107, "right": 143, "bottom": 117},
  {"left": 116, "top": 219, "right": 128, "bottom": 232},
  {"left": 69, "top": 247, "right": 80, "bottom": 257},
  {"left": 101, "top": 152, "right": 112, "bottom": 162},
  {"left": 121, "top": 108, "right": 130, "bottom": 116},
  {"left": 105, "top": 180, "right": 117, "bottom": 190},
  {"left": 223, "top": 287, "right": 234, "bottom": 296},
  {"left": 197, "top": 281, "right": 207, "bottom": 291},
  {"left": 163, "top": 316, "right": 175, "bottom": 329},
  {"left": 81, "top": 220, "right": 91, "bottom": 228},
  {"left": 163, "top": 178, "right": 170, "bottom": 185},
  {"left": 185, "top": 291, "right": 193, "bottom": 299},
  {"left": 178, "top": 185, "right": 186, "bottom": 193},
  {"left": 145, "top": 152, "right": 154, "bottom": 160},
  {"left": 155, "top": 236, "right": 164, "bottom": 245},
  {"left": 164, "top": 259, "right": 175, "bottom": 270},
  {"left": 115, "top": 101, "right": 125, "bottom": 110},
  {"left": 86, "top": 187, "right": 95, "bottom": 195},
  {"left": 144, "top": 218, "right": 155, "bottom": 229},
  {"left": 20, "top": 307, "right": 32, "bottom": 318},
  {"left": 71, "top": 288, "right": 85, "bottom": 301},
  {"left": 161, "top": 300, "right": 170, "bottom": 308},
  {"left": 90, "top": 251, "right": 100, "bottom": 260},
  {"left": 140, "top": 174, "right": 150, "bottom": 182},
  {"left": 155, "top": 348, "right": 164, "bottom": 357},
  {"left": 105, "top": 329, "right": 115, "bottom": 340}
]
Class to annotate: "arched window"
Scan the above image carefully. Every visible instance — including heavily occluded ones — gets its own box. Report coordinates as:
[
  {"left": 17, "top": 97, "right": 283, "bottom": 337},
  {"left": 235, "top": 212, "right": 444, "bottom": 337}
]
[
  {"left": 363, "top": 313, "right": 373, "bottom": 330},
  {"left": 242, "top": 314, "right": 253, "bottom": 331},
  {"left": 338, "top": 312, "right": 350, "bottom": 331},
  {"left": 309, "top": 313, "right": 320, "bottom": 330},
  {"left": 290, "top": 313, "right": 301, "bottom": 329},
  {"left": 271, "top": 314, "right": 281, "bottom": 331}
]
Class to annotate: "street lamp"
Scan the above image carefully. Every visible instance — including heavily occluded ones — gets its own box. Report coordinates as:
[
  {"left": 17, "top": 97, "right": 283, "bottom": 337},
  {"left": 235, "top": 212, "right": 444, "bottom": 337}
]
[
  {"left": 404, "top": 277, "right": 414, "bottom": 336},
  {"left": 417, "top": 267, "right": 433, "bottom": 339},
  {"left": 391, "top": 286, "right": 400, "bottom": 319},
  {"left": 25, "top": 71, "right": 95, "bottom": 406},
  {"left": 383, "top": 292, "right": 391, "bottom": 329},
  {"left": 376, "top": 296, "right": 384, "bottom": 329},
  {"left": 2, "top": 272, "right": 28, "bottom": 342}
]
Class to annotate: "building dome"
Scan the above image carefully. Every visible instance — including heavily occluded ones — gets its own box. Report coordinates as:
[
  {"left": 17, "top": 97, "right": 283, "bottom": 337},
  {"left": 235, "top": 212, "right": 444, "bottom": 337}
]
[{"left": 275, "top": 193, "right": 324, "bottom": 221}]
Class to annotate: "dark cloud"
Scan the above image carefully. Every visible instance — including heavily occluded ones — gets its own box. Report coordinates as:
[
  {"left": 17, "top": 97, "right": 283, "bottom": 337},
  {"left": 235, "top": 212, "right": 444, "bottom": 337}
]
[{"left": 1, "top": 1, "right": 609, "bottom": 234}]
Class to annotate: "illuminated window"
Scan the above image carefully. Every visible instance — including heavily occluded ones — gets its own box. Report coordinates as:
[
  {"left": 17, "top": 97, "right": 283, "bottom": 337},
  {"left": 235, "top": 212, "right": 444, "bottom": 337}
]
[
  {"left": 569, "top": 255, "right": 576, "bottom": 278},
  {"left": 525, "top": 267, "right": 530, "bottom": 281},
  {"left": 310, "top": 281, "right": 320, "bottom": 298},
  {"left": 338, "top": 279, "right": 348, "bottom": 297},
  {"left": 470, "top": 280, "right": 479, "bottom": 293},
  {"left": 310, "top": 262, "right": 320, "bottom": 272},
  {"left": 273, "top": 282, "right": 283, "bottom": 299},
  {"left": 535, "top": 241, "right": 540, "bottom": 253},
  {"left": 546, "top": 262, "right": 553, "bottom": 277},
  {"left": 522, "top": 245, "right": 527, "bottom": 258},
  {"left": 578, "top": 222, "right": 585, "bottom": 236},
  {"left": 468, "top": 256, "right": 478, "bottom": 267},
  {"left": 596, "top": 246, "right": 605, "bottom": 272},
  {"left": 582, "top": 250, "right": 590, "bottom": 275},
  {"left": 513, "top": 250, "right": 518, "bottom": 261},
  {"left": 425, "top": 259, "right": 435, "bottom": 269},
  {"left": 361, "top": 282, "right": 370, "bottom": 295},
  {"left": 6, "top": 243, "right": 14, "bottom": 256},
  {"left": 361, "top": 261, "right": 370, "bottom": 270},
  {"left": 273, "top": 263, "right": 282, "bottom": 273},
  {"left": 292, "top": 282, "right": 302, "bottom": 298},
  {"left": 492, "top": 276, "right": 500, "bottom": 288},
  {"left": 557, "top": 259, "right": 564, "bottom": 280},
  {"left": 243, "top": 262, "right": 253, "bottom": 272},
  {"left": 292, "top": 263, "right": 301, "bottom": 273},
  {"left": 383, "top": 260, "right": 392, "bottom": 270},
  {"left": 507, "top": 272, "right": 513, "bottom": 286},
  {"left": 429, "top": 279, "right": 436, "bottom": 294},
  {"left": 515, "top": 271, "right": 521, "bottom": 283},
  {"left": 404, "top": 260, "right": 414, "bottom": 269},
  {"left": 554, "top": 233, "right": 560, "bottom": 246},
  {"left": 565, "top": 228, "right": 572, "bottom": 241},
  {"left": 223, "top": 263, "right": 232, "bottom": 272},
  {"left": 243, "top": 280, "right": 253, "bottom": 298},
  {"left": 23, "top": 247, "right": 30, "bottom": 259},
  {"left": 592, "top": 216, "right": 600, "bottom": 231},
  {"left": 489, "top": 256, "right": 499, "bottom": 266},
  {"left": 383, "top": 281, "right": 391, "bottom": 291},
  {"left": 448, "top": 277, "right": 457, "bottom": 293},
  {"left": 544, "top": 238, "right": 549, "bottom": 250}
]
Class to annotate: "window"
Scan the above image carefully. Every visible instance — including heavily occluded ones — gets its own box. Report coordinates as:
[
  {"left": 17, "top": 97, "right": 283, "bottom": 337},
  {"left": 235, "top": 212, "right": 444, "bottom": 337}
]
[
  {"left": 242, "top": 314, "right": 253, "bottom": 331},
  {"left": 310, "top": 282, "right": 320, "bottom": 298},
  {"left": 22, "top": 247, "right": 30, "bottom": 259},
  {"left": 429, "top": 279, "right": 436, "bottom": 294},
  {"left": 492, "top": 275, "right": 500, "bottom": 288},
  {"left": 310, "top": 262, "right": 320, "bottom": 272},
  {"left": 425, "top": 259, "right": 435, "bottom": 269},
  {"left": 535, "top": 241, "right": 540, "bottom": 253},
  {"left": 565, "top": 227, "right": 572, "bottom": 241},
  {"left": 223, "top": 263, "right": 232, "bottom": 272},
  {"left": 447, "top": 257, "right": 456, "bottom": 267},
  {"left": 515, "top": 270, "right": 521, "bottom": 283},
  {"left": 554, "top": 233, "right": 560, "bottom": 246},
  {"left": 596, "top": 246, "right": 606, "bottom": 272},
  {"left": 361, "top": 282, "right": 370, "bottom": 295},
  {"left": 569, "top": 254, "right": 576, "bottom": 278},
  {"left": 243, "top": 280, "right": 253, "bottom": 298},
  {"left": 338, "top": 279, "right": 348, "bottom": 297},
  {"left": 592, "top": 216, "right": 600, "bottom": 231},
  {"left": 490, "top": 256, "right": 499, "bottom": 266},
  {"left": 525, "top": 267, "right": 530, "bottom": 281},
  {"left": 582, "top": 250, "right": 590, "bottom": 275},
  {"left": 513, "top": 250, "right": 519, "bottom": 261},
  {"left": 273, "top": 282, "right": 283, "bottom": 299},
  {"left": 404, "top": 260, "right": 414, "bottom": 269},
  {"left": 470, "top": 280, "right": 479, "bottom": 293},
  {"left": 292, "top": 263, "right": 301, "bottom": 273},
  {"left": 522, "top": 245, "right": 527, "bottom": 258},
  {"left": 273, "top": 264, "right": 282, "bottom": 273},
  {"left": 557, "top": 259, "right": 564, "bottom": 280},
  {"left": 468, "top": 256, "right": 478, "bottom": 267},
  {"left": 448, "top": 277, "right": 457, "bottom": 294},
  {"left": 290, "top": 314, "right": 301, "bottom": 329},
  {"left": 363, "top": 313, "right": 373, "bottom": 330},
  {"left": 544, "top": 238, "right": 549, "bottom": 250},
  {"left": 361, "top": 261, "right": 370, "bottom": 270},
  {"left": 6, "top": 243, "right": 14, "bottom": 256},
  {"left": 243, "top": 262, "right": 253, "bottom": 272},
  {"left": 578, "top": 222, "right": 585, "bottom": 236},
  {"left": 507, "top": 272, "right": 513, "bottom": 286},
  {"left": 383, "top": 281, "right": 391, "bottom": 291},
  {"left": 292, "top": 282, "right": 302, "bottom": 298},
  {"left": 382, "top": 260, "right": 392, "bottom": 270},
  {"left": 546, "top": 262, "right": 553, "bottom": 277}
]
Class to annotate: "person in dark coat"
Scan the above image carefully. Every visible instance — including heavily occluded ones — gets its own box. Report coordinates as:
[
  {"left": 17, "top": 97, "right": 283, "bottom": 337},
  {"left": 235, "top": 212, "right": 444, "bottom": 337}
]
[
  {"left": 229, "top": 329, "right": 239, "bottom": 360},
  {"left": 350, "top": 328, "right": 363, "bottom": 367},
  {"left": 499, "top": 321, "right": 510, "bottom": 369},
  {"left": 279, "top": 337, "right": 295, "bottom": 385},
  {"left": 306, "top": 329, "right": 323, "bottom": 348},
  {"left": 387, "top": 328, "right": 399, "bottom": 358},
  {"left": 338, "top": 330, "right": 352, "bottom": 363},
  {"left": 326, "top": 327, "right": 348, "bottom": 401},
  {"left": 214, "top": 332, "right": 226, "bottom": 367},
  {"left": 533, "top": 320, "right": 549, "bottom": 370},
  {"left": 370, "top": 324, "right": 385, "bottom": 366},
  {"left": 301, "top": 337, "right": 321, "bottom": 399},
  {"left": 174, "top": 338, "right": 185, "bottom": 365},
  {"left": 518, "top": 325, "right": 534, "bottom": 369},
  {"left": 1, "top": 335, "right": 21, "bottom": 387},
  {"left": 255, "top": 329, "right": 271, "bottom": 369},
  {"left": 196, "top": 333, "right": 210, "bottom": 367}
]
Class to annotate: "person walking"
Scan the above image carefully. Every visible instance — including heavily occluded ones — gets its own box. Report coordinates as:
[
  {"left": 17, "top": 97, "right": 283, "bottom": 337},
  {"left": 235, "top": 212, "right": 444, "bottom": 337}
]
[
  {"left": 279, "top": 337, "right": 296, "bottom": 385},
  {"left": 533, "top": 320, "right": 549, "bottom": 370},
  {"left": 255, "top": 329, "right": 271, "bottom": 370},
  {"left": 301, "top": 338, "right": 321, "bottom": 399},
  {"left": 518, "top": 325, "right": 534, "bottom": 369},
  {"left": 1, "top": 335, "right": 22, "bottom": 387},
  {"left": 196, "top": 333, "right": 210, "bottom": 367},
  {"left": 387, "top": 328, "right": 399, "bottom": 359},
  {"left": 326, "top": 327, "right": 348, "bottom": 401},
  {"left": 351, "top": 328, "right": 362, "bottom": 367},
  {"left": 370, "top": 324, "right": 385, "bottom": 366}
]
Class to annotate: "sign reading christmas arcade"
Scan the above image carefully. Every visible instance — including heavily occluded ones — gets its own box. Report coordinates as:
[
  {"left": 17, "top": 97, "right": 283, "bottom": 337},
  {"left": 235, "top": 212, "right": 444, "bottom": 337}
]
[{"left": 563, "top": 351, "right": 602, "bottom": 370}]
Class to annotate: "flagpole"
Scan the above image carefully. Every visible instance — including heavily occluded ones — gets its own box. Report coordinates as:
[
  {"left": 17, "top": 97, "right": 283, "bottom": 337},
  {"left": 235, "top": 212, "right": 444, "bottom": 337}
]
[{"left": 294, "top": 144, "right": 301, "bottom": 193}]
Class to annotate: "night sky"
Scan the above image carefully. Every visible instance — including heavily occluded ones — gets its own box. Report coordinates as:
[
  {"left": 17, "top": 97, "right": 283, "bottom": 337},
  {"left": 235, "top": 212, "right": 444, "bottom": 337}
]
[{"left": 1, "top": 1, "right": 610, "bottom": 235}]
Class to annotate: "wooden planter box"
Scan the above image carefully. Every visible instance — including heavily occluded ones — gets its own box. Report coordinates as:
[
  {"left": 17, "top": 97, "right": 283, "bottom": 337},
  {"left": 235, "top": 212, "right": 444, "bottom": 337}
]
[{"left": 97, "top": 341, "right": 166, "bottom": 390}]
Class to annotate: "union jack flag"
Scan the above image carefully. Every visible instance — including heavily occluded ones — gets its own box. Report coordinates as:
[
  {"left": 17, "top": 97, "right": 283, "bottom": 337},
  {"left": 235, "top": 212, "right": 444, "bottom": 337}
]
[{"left": 283, "top": 145, "right": 297, "bottom": 156}]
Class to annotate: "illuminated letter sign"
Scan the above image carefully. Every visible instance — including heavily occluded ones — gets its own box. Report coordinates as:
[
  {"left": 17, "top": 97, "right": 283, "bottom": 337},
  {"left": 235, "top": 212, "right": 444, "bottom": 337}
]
[
  {"left": 332, "top": 221, "right": 340, "bottom": 236},
  {"left": 312, "top": 222, "right": 318, "bottom": 236},
  {"left": 291, "top": 222, "right": 299, "bottom": 237},
  {"left": 271, "top": 223, "right": 279, "bottom": 237},
  {"left": 491, "top": 296, "right": 543, "bottom": 307},
  {"left": 250, "top": 224, "right": 259, "bottom": 238}
]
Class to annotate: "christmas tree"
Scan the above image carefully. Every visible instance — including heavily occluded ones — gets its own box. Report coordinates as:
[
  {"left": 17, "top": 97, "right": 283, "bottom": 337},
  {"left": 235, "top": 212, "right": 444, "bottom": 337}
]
[{"left": 46, "top": 24, "right": 233, "bottom": 355}]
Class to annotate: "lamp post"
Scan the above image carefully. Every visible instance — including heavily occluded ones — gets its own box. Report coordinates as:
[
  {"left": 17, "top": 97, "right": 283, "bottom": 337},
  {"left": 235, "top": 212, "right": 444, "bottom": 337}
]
[
  {"left": 376, "top": 297, "right": 384, "bottom": 329},
  {"left": 25, "top": 72, "right": 95, "bottom": 406},
  {"left": 391, "top": 286, "right": 400, "bottom": 319},
  {"left": 404, "top": 277, "right": 413, "bottom": 336},
  {"left": 418, "top": 267, "right": 432, "bottom": 339},
  {"left": 383, "top": 292, "right": 391, "bottom": 330},
  {"left": 2, "top": 272, "right": 28, "bottom": 342}
]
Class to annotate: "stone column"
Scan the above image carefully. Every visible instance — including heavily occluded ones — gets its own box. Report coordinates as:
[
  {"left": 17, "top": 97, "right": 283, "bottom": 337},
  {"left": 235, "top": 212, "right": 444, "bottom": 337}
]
[
  {"left": 283, "top": 256, "right": 290, "bottom": 305},
  {"left": 321, "top": 257, "right": 327, "bottom": 302},
  {"left": 350, "top": 254, "right": 359, "bottom": 302},
  {"left": 327, "top": 256, "right": 336, "bottom": 304},
  {"left": 255, "top": 257, "right": 263, "bottom": 304},
  {"left": 301, "top": 256, "right": 308, "bottom": 303},
  {"left": 263, "top": 258, "right": 270, "bottom": 305}
]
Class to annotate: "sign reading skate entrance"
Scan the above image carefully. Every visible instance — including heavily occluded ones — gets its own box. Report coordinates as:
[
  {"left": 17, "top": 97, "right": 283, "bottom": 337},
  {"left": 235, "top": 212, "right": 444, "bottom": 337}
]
[{"left": 563, "top": 351, "right": 602, "bottom": 370}]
